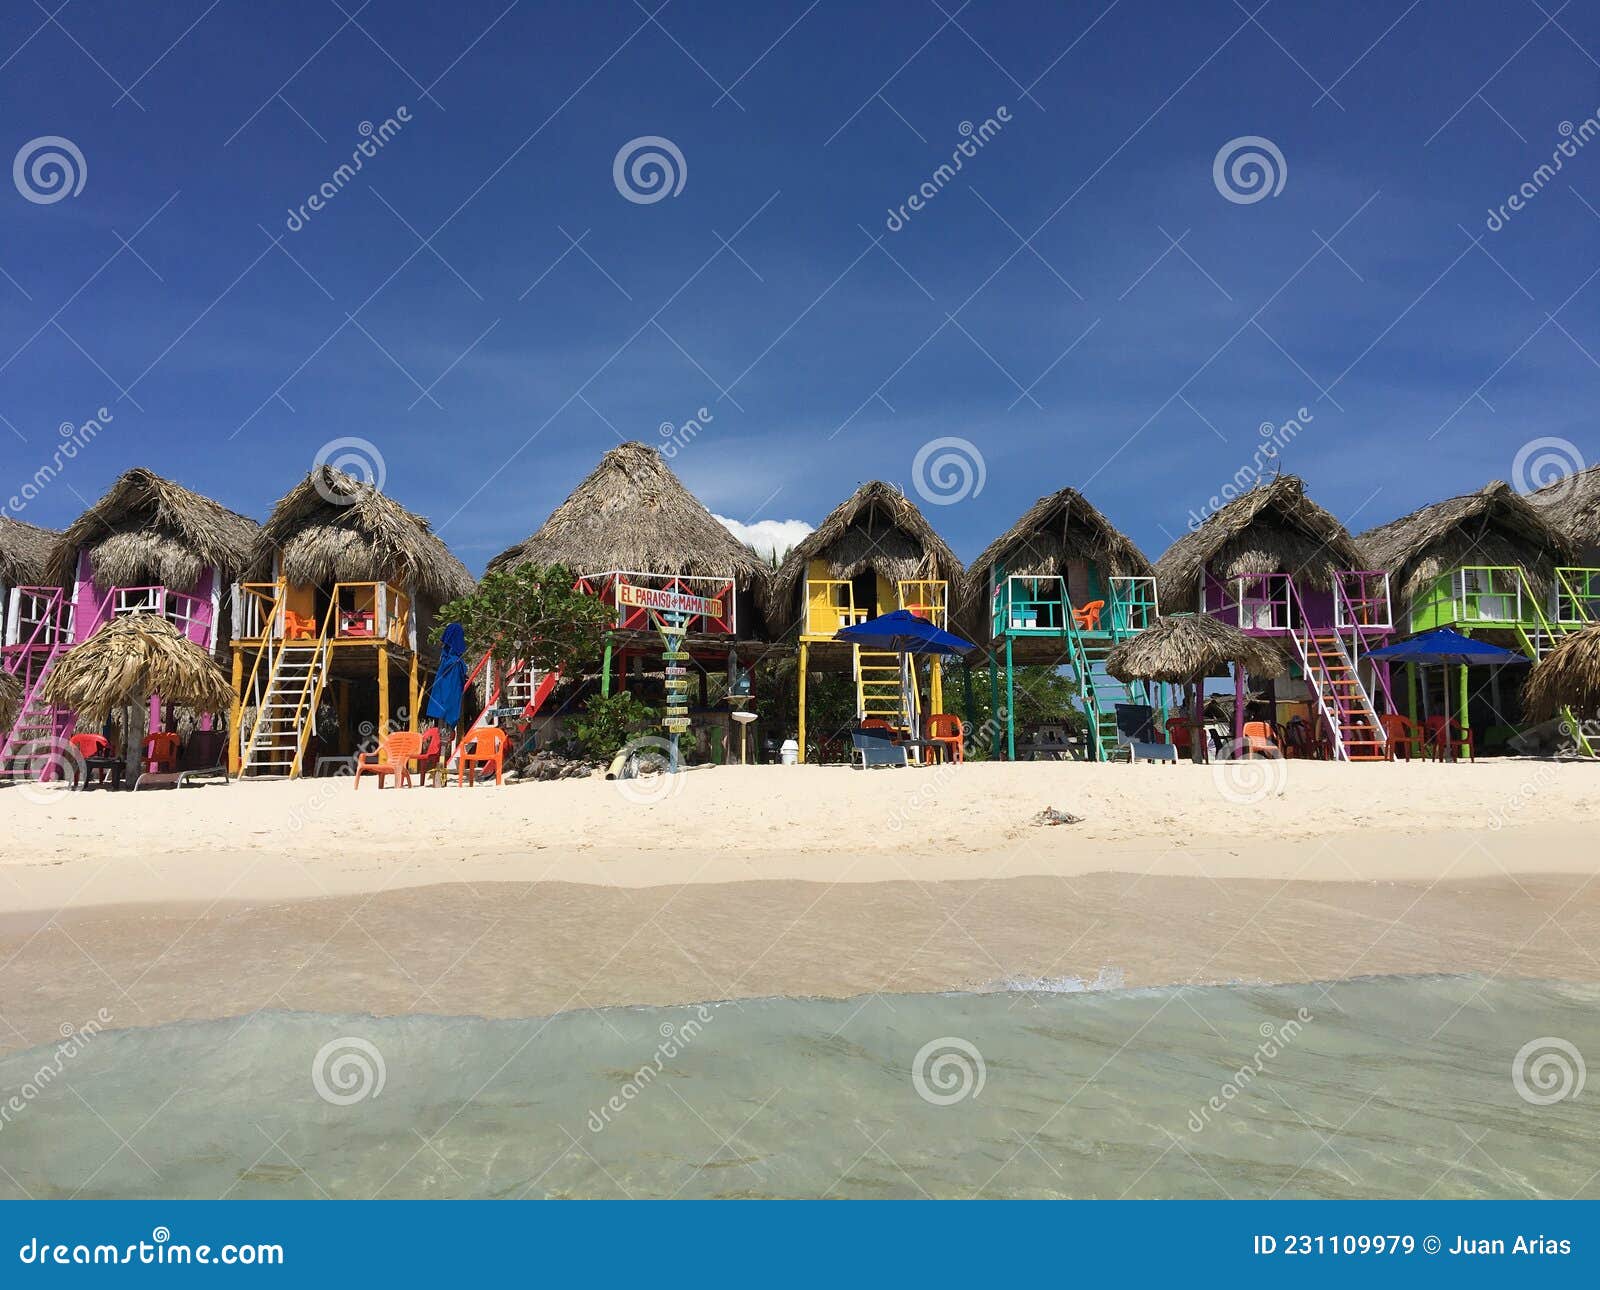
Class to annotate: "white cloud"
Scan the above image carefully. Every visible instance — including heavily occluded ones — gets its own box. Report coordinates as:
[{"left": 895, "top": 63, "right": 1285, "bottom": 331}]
[{"left": 715, "top": 515, "right": 813, "bottom": 562}]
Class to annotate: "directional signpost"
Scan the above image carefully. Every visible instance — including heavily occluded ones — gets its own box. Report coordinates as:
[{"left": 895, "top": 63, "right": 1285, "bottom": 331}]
[{"left": 658, "top": 615, "right": 690, "bottom": 771}]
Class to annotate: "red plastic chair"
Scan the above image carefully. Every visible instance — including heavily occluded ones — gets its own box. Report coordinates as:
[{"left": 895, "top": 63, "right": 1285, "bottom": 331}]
[
  {"left": 1424, "top": 716, "right": 1474, "bottom": 762},
  {"left": 925, "top": 714, "right": 964, "bottom": 764},
  {"left": 457, "top": 726, "right": 509, "bottom": 785},
  {"left": 1240, "top": 720, "right": 1279, "bottom": 757},
  {"left": 355, "top": 731, "right": 423, "bottom": 789},
  {"left": 1381, "top": 714, "right": 1423, "bottom": 761},
  {"left": 416, "top": 727, "right": 444, "bottom": 783},
  {"left": 69, "top": 733, "right": 109, "bottom": 759},
  {"left": 1072, "top": 599, "right": 1106, "bottom": 631},
  {"left": 143, "top": 731, "right": 180, "bottom": 774}
]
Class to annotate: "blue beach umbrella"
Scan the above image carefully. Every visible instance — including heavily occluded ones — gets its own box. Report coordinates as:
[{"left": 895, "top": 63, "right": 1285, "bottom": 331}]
[
  {"left": 834, "top": 609, "right": 975, "bottom": 656},
  {"left": 1365, "top": 629, "right": 1529, "bottom": 666},
  {"left": 424, "top": 622, "right": 468, "bottom": 725}
]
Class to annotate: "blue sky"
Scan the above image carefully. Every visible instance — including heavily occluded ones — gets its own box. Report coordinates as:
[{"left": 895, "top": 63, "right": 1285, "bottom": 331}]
[{"left": 1, "top": 0, "right": 1596, "bottom": 571}]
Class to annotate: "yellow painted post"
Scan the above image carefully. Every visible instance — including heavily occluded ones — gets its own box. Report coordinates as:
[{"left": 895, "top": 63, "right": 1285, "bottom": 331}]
[
  {"left": 797, "top": 641, "right": 808, "bottom": 764},
  {"left": 338, "top": 680, "right": 350, "bottom": 755},
  {"left": 377, "top": 643, "right": 391, "bottom": 752},
  {"left": 408, "top": 651, "right": 420, "bottom": 732},
  {"left": 228, "top": 646, "right": 243, "bottom": 774}
]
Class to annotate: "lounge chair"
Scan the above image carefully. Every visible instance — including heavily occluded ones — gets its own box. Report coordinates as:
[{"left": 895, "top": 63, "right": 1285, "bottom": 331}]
[
  {"left": 851, "top": 728, "right": 907, "bottom": 768},
  {"left": 1115, "top": 703, "right": 1175, "bottom": 763}
]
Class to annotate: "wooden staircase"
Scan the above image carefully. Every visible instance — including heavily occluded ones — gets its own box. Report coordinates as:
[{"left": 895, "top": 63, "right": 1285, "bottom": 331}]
[
  {"left": 1291, "top": 628, "right": 1386, "bottom": 760},
  {"left": 855, "top": 646, "right": 909, "bottom": 727},
  {"left": 0, "top": 645, "right": 71, "bottom": 776},
  {"left": 239, "top": 638, "right": 331, "bottom": 776}
]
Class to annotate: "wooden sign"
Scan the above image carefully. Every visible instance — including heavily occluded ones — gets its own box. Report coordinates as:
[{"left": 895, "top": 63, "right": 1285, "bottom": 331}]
[{"left": 618, "top": 581, "right": 722, "bottom": 620}]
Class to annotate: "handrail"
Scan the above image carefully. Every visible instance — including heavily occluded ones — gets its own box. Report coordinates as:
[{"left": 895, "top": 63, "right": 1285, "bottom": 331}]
[
  {"left": 897, "top": 579, "right": 948, "bottom": 628},
  {"left": 1554, "top": 567, "right": 1600, "bottom": 624},
  {"left": 1283, "top": 579, "right": 1352, "bottom": 760},
  {"left": 1105, "top": 576, "right": 1159, "bottom": 636},
  {"left": 286, "top": 621, "right": 334, "bottom": 778},
  {"left": 1331, "top": 574, "right": 1396, "bottom": 715},
  {"left": 3, "top": 586, "right": 68, "bottom": 658},
  {"left": 804, "top": 579, "right": 860, "bottom": 636},
  {"left": 236, "top": 580, "right": 286, "bottom": 769}
]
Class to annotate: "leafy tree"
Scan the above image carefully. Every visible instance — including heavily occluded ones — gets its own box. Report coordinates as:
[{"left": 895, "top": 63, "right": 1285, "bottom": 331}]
[
  {"left": 432, "top": 563, "right": 613, "bottom": 676},
  {"left": 572, "top": 691, "right": 660, "bottom": 760}
]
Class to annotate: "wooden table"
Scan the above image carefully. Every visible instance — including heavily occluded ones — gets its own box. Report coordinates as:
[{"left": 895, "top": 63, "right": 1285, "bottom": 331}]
[{"left": 76, "top": 756, "right": 126, "bottom": 790}]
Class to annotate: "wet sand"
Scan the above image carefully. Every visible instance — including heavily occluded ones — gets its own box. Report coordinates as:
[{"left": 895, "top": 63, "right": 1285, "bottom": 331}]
[{"left": 3, "top": 857, "right": 1598, "bottom": 1057}]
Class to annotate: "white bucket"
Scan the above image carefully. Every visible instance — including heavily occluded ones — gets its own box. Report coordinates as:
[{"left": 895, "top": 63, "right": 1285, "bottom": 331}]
[{"left": 779, "top": 738, "right": 799, "bottom": 766}]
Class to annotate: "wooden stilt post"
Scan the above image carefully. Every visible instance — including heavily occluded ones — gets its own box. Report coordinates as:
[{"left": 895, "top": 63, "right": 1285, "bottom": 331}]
[
  {"left": 1191, "top": 679, "right": 1205, "bottom": 763},
  {"left": 988, "top": 649, "right": 1001, "bottom": 757},
  {"left": 338, "top": 679, "right": 350, "bottom": 755},
  {"left": 228, "top": 647, "right": 243, "bottom": 774},
  {"left": 1408, "top": 663, "right": 1418, "bottom": 725},
  {"left": 1005, "top": 636, "right": 1016, "bottom": 762},
  {"left": 409, "top": 651, "right": 420, "bottom": 732},
  {"left": 377, "top": 643, "right": 391, "bottom": 747},
  {"left": 961, "top": 660, "right": 976, "bottom": 738},
  {"left": 601, "top": 633, "right": 615, "bottom": 698},
  {"left": 797, "top": 641, "right": 808, "bottom": 764},
  {"left": 1233, "top": 664, "right": 1246, "bottom": 746}
]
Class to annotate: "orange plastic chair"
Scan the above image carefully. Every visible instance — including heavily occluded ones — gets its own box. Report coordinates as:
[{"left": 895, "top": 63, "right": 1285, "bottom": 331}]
[
  {"left": 1424, "top": 715, "right": 1474, "bottom": 762},
  {"left": 282, "top": 609, "right": 317, "bottom": 640},
  {"left": 143, "top": 731, "right": 180, "bottom": 774},
  {"left": 1240, "top": 720, "right": 1278, "bottom": 757},
  {"left": 1072, "top": 599, "right": 1106, "bottom": 631},
  {"left": 457, "top": 726, "right": 509, "bottom": 785},
  {"left": 925, "top": 713, "right": 964, "bottom": 764},
  {"left": 1381, "top": 714, "right": 1422, "bottom": 761},
  {"left": 355, "top": 731, "right": 423, "bottom": 789},
  {"left": 860, "top": 716, "right": 899, "bottom": 741}
]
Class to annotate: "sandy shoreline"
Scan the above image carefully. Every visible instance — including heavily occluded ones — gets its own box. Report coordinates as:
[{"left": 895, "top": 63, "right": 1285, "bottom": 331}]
[{"left": 3, "top": 763, "right": 1597, "bottom": 1056}]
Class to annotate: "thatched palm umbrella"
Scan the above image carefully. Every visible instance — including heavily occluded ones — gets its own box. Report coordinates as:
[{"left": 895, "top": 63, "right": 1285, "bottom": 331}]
[
  {"left": 1522, "top": 622, "right": 1600, "bottom": 724},
  {"left": 1105, "top": 615, "right": 1288, "bottom": 760},
  {"left": 43, "top": 614, "right": 232, "bottom": 781}
]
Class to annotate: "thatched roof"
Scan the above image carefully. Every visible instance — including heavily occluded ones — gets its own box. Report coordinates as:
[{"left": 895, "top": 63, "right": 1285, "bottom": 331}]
[
  {"left": 0, "top": 667, "right": 19, "bottom": 730},
  {"left": 487, "top": 442, "right": 765, "bottom": 583},
  {"left": 1154, "top": 475, "right": 1364, "bottom": 611},
  {"left": 46, "top": 469, "right": 257, "bottom": 592},
  {"left": 960, "top": 487, "right": 1152, "bottom": 616},
  {"left": 1532, "top": 463, "right": 1600, "bottom": 557},
  {"left": 254, "top": 468, "right": 474, "bottom": 605},
  {"left": 1104, "top": 614, "right": 1290, "bottom": 683},
  {"left": 0, "top": 515, "right": 58, "bottom": 588},
  {"left": 42, "top": 613, "right": 232, "bottom": 723},
  {"left": 1357, "top": 481, "right": 1574, "bottom": 604},
  {"left": 1522, "top": 622, "right": 1600, "bottom": 722},
  {"left": 765, "top": 482, "right": 961, "bottom": 625}
]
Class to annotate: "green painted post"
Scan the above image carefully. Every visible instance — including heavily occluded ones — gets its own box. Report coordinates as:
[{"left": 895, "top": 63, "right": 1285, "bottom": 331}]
[
  {"left": 1005, "top": 636, "right": 1016, "bottom": 761},
  {"left": 989, "top": 649, "right": 1000, "bottom": 756},
  {"left": 600, "top": 633, "right": 615, "bottom": 698}
]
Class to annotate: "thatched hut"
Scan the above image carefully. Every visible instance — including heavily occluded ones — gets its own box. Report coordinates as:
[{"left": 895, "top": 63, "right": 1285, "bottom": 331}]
[
  {"left": 961, "top": 486, "right": 1154, "bottom": 641},
  {"left": 1523, "top": 622, "right": 1600, "bottom": 723},
  {"left": 1532, "top": 463, "right": 1600, "bottom": 565},
  {"left": 488, "top": 441, "right": 767, "bottom": 638},
  {"left": 1357, "top": 481, "right": 1575, "bottom": 629},
  {"left": 1155, "top": 474, "right": 1368, "bottom": 618},
  {"left": 0, "top": 514, "right": 59, "bottom": 650},
  {"left": 234, "top": 468, "right": 475, "bottom": 775},
  {"left": 46, "top": 468, "right": 257, "bottom": 656},
  {"left": 43, "top": 614, "right": 232, "bottom": 781},
  {"left": 765, "top": 481, "right": 962, "bottom": 637}
]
